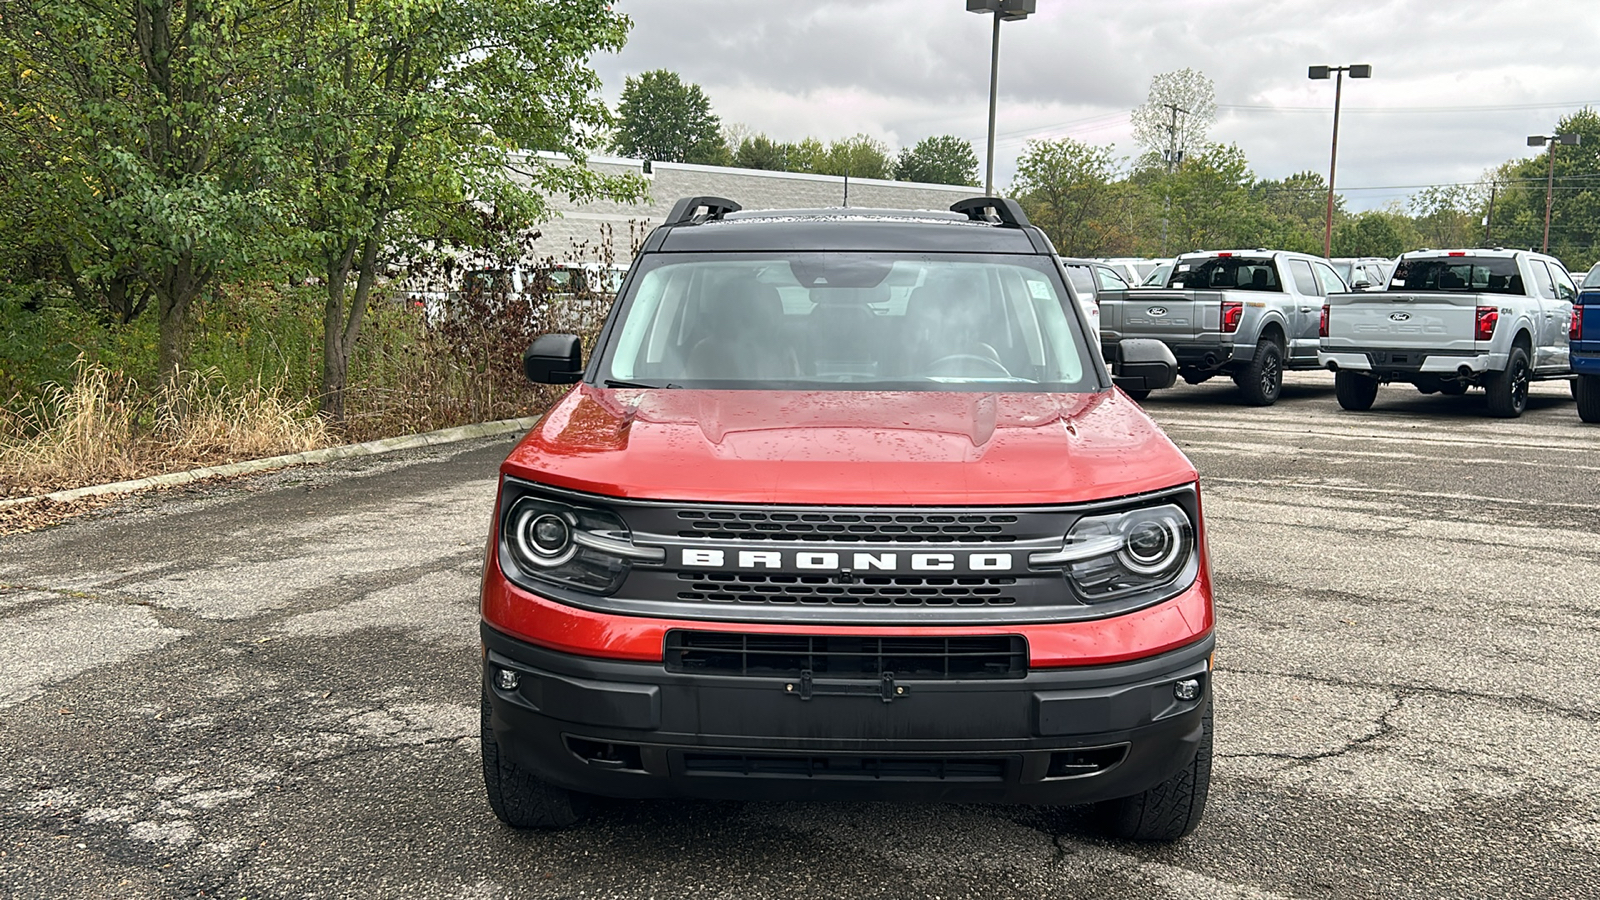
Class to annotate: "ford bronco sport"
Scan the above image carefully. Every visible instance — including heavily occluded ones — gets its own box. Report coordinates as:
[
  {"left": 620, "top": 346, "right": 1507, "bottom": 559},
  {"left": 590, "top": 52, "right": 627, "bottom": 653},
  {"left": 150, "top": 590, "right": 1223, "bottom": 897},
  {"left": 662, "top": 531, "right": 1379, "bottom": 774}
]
[{"left": 479, "top": 196, "right": 1214, "bottom": 841}]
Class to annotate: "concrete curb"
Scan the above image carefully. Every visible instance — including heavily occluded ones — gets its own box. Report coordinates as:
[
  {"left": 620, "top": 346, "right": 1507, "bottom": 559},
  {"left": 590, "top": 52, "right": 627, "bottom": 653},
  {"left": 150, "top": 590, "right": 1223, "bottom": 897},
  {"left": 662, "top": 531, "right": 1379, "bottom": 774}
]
[{"left": 0, "top": 415, "right": 540, "bottom": 511}]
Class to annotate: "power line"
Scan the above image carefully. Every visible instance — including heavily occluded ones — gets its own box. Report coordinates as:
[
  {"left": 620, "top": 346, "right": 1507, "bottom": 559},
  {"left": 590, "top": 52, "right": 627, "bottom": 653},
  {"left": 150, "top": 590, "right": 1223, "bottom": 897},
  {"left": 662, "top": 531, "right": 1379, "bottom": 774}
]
[{"left": 1218, "top": 100, "right": 1600, "bottom": 115}]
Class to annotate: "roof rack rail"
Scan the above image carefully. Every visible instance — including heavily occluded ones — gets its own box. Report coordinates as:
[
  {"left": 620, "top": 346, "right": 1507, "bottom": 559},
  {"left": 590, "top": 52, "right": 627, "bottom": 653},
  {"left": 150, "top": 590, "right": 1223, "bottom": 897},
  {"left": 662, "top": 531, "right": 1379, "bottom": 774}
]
[
  {"left": 950, "top": 196, "right": 1030, "bottom": 227},
  {"left": 664, "top": 196, "right": 741, "bottom": 226}
]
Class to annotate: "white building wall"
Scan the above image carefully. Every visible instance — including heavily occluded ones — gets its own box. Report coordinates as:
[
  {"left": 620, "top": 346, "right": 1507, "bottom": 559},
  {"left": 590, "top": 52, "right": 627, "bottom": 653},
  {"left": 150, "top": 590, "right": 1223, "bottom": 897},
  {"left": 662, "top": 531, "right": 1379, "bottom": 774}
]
[{"left": 511, "top": 153, "right": 981, "bottom": 264}]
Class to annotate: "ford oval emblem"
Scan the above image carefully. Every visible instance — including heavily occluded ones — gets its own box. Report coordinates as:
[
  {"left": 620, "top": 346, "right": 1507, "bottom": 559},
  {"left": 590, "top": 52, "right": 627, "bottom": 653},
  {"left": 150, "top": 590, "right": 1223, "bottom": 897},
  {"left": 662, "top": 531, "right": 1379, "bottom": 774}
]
[
  {"left": 1389, "top": 312, "right": 1411, "bottom": 322},
  {"left": 1147, "top": 307, "right": 1168, "bottom": 317}
]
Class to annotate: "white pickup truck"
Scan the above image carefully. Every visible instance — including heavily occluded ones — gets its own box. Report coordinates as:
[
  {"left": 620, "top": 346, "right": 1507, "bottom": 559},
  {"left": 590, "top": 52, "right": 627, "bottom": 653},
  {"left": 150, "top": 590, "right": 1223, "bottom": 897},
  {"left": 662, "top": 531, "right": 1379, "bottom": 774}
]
[{"left": 1318, "top": 249, "right": 1577, "bottom": 417}]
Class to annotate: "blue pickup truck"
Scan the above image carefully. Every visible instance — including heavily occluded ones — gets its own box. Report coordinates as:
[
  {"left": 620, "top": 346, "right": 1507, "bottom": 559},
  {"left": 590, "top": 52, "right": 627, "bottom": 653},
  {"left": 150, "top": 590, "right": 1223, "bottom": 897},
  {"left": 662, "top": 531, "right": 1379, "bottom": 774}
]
[{"left": 1578, "top": 265, "right": 1600, "bottom": 423}]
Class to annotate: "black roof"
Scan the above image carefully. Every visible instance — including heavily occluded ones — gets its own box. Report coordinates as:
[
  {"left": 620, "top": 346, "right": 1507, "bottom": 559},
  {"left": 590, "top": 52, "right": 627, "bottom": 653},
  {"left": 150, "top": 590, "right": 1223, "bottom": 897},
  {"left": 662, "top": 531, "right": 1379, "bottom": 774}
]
[{"left": 644, "top": 197, "right": 1052, "bottom": 255}]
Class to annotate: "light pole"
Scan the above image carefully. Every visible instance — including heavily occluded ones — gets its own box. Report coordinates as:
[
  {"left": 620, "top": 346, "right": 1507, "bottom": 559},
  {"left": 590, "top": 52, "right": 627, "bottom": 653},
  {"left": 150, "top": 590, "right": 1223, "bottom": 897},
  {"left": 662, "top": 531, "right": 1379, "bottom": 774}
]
[
  {"left": 1308, "top": 64, "right": 1371, "bottom": 257},
  {"left": 967, "top": 0, "right": 1035, "bottom": 195},
  {"left": 1527, "top": 133, "right": 1579, "bottom": 253}
]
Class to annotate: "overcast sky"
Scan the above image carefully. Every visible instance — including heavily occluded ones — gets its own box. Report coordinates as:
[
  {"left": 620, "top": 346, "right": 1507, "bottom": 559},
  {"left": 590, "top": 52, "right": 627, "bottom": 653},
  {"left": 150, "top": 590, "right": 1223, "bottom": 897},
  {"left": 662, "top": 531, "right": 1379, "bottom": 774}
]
[{"left": 592, "top": 0, "right": 1600, "bottom": 211}]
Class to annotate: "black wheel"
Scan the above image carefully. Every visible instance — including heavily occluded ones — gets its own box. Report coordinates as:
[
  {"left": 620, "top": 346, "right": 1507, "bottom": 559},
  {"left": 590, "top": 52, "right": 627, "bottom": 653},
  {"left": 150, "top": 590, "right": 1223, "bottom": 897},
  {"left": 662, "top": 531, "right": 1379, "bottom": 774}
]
[
  {"left": 1570, "top": 378, "right": 1581, "bottom": 401},
  {"left": 481, "top": 687, "right": 589, "bottom": 828},
  {"left": 1101, "top": 697, "right": 1212, "bottom": 842},
  {"left": 1334, "top": 370, "right": 1379, "bottom": 411},
  {"left": 1577, "top": 374, "right": 1600, "bottom": 424},
  {"left": 1233, "top": 339, "right": 1283, "bottom": 406},
  {"left": 1438, "top": 381, "right": 1468, "bottom": 396},
  {"left": 1485, "top": 345, "right": 1530, "bottom": 418},
  {"left": 1123, "top": 388, "right": 1151, "bottom": 401}
]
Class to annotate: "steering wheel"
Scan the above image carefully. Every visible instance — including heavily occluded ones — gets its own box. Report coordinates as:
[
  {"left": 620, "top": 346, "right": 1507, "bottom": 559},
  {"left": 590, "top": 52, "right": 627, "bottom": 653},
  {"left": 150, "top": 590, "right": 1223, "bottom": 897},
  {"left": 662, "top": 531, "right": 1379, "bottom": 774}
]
[{"left": 925, "top": 353, "right": 1012, "bottom": 378}]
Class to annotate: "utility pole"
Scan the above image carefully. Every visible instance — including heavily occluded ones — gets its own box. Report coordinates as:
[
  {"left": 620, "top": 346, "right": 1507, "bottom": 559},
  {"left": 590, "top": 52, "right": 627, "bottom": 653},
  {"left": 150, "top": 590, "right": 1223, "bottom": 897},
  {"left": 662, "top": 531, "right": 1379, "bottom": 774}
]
[
  {"left": 1160, "top": 103, "right": 1186, "bottom": 257},
  {"left": 1528, "top": 133, "right": 1579, "bottom": 253},
  {"left": 1482, "top": 184, "right": 1496, "bottom": 246}
]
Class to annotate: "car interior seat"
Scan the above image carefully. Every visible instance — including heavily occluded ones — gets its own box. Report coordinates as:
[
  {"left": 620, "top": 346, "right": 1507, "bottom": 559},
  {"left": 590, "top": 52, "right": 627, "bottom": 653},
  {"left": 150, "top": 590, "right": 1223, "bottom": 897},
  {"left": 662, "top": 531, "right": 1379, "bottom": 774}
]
[
  {"left": 683, "top": 277, "right": 797, "bottom": 381},
  {"left": 899, "top": 276, "right": 1005, "bottom": 375}
]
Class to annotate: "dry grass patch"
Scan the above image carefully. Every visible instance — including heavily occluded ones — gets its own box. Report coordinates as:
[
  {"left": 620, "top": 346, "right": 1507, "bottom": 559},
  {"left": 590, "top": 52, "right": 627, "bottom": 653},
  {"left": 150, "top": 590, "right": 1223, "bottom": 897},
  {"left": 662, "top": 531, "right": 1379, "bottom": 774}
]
[{"left": 0, "top": 359, "right": 328, "bottom": 500}]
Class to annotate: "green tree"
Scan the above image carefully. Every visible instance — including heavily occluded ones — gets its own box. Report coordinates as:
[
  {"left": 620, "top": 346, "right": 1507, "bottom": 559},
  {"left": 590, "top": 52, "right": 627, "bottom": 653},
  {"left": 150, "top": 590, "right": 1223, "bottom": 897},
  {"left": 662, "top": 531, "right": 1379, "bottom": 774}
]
[
  {"left": 1, "top": 0, "right": 292, "bottom": 377},
  {"left": 1333, "top": 210, "right": 1410, "bottom": 258},
  {"left": 1130, "top": 68, "right": 1217, "bottom": 171},
  {"left": 1159, "top": 144, "right": 1260, "bottom": 253},
  {"left": 783, "top": 138, "right": 829, "bottom": 174},
  {"left": 1252, "top": 171, "right": 1340, "bottom": 255},
  {"left": 733, "top": 135, "right": 789, "bottom": 170},
  {"left": 894, "top": 135, "right": 979, "bottom": 186},
  {"left": 1409, "top": 184, "right": 1486, "bottom": 251},
  {"left": 1483, "top": 109, "right": 1600, "bottom": 267},
  {"left": 281, "top": 0, "right": 640, "bottom": 421},
  {"left": 817, "top": 134, "right": 893, "bottom": 180},
  {"left": 1010, "top": 138, "right": 1124, "bottom": 257},
  {"left": 612, "top": 69, "right": 727, "bottom": 165}
]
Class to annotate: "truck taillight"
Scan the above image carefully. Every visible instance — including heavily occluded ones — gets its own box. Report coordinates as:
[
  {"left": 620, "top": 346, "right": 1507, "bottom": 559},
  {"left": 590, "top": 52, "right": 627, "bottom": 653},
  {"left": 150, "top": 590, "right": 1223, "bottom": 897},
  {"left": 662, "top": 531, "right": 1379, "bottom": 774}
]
[
  {"left": 1475, "top": 306, "right": 1499, "bottom": 341},
  {"left": 1222, "top": 300, "right": 1244, "bottom": 334},
  {"left": 1572, "top": 308, "right": 1584, "bottom": 341},
  {"left": 1319, "top": 304, "right": 1329, "bottom": 338}
]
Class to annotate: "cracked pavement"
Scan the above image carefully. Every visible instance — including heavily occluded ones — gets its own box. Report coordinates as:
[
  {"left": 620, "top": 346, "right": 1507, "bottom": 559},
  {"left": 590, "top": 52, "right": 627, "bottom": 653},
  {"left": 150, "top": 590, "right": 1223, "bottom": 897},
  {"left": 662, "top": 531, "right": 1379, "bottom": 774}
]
[{"left": 1, "top": 373, "right": 1597, "bottom": 898}]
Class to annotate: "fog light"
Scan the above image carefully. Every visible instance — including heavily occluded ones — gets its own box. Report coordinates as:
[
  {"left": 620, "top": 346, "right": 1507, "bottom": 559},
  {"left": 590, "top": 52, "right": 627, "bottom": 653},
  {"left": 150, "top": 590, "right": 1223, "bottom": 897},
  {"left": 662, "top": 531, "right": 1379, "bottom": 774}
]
[
  {"left": 1173, "top": 678, "right": 1200, "bottom": 701},
  {"left": 495, "top": 668, "right": 521, "bottom": 691}
]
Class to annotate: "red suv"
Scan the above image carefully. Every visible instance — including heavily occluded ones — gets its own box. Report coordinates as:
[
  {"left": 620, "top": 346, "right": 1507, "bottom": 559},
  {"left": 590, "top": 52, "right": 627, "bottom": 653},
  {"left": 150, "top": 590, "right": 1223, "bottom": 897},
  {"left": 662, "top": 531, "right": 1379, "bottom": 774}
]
[{"left": 479, "top": 197, "right": 1212, "bottom": 841}]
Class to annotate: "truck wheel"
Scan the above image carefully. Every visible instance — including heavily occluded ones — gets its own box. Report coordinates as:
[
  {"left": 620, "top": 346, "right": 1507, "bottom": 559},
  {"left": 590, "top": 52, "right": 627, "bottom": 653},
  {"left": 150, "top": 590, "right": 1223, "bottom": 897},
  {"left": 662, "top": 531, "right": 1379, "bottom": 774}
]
[
  {"left": 1100, "top": 697, "right": 1212, "bottom": 842},
  {"left": 1334, "top": 370, "right": 1379, "bottom": 411},
  {"left": 1234, "top": 339, "right": 1283, "bottom": 406},
  {"left": 1485, "top": 346, "right": 1531, "bottom": 418},
  {"left": 1577, "top": 374, "right": 1600, "bottom": 423},
  {"left": 481, "top": 688, "right": 589, "bottom": 828},
  {"left": 1571, "top": 378, "right": 1581, "bottom": 401}
]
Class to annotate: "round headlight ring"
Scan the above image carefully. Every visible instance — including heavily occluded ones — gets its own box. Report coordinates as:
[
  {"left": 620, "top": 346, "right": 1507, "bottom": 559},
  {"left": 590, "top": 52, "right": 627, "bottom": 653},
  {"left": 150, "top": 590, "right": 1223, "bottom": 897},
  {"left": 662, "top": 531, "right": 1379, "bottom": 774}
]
[
  {"left": 1116, "top": 514, "right": 1186, "bottom": 576},
  {"left": 514, "top": 507, "right": 577, "bottom": 567}
]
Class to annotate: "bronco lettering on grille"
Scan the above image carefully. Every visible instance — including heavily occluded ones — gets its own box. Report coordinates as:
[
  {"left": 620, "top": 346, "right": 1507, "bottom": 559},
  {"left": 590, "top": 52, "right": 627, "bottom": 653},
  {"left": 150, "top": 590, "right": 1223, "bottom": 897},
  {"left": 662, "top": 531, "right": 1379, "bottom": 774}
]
[{"left": 680, "top": 549, "right": 1015, "bottom": 574}]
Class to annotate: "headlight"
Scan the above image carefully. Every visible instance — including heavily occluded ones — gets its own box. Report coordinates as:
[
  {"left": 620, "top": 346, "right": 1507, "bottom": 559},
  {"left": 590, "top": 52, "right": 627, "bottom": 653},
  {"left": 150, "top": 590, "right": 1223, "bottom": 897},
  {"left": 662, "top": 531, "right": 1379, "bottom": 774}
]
[
  {"left": 500, "top": 492, "right": 662, "bottom": 595},
  {"left": 1029, "top": 502, "right": 1197, "bottom": 604}
]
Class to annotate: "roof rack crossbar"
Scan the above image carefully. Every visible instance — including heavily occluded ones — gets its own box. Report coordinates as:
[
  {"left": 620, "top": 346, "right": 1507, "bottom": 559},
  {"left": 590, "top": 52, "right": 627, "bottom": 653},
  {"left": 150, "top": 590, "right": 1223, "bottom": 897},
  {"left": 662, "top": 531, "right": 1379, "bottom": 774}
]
[
  {"left": 950, "top": 196, "right": 1030, "bottom": 228},
  {"left": 665, "top": 196, "right": 742, "bottom": 226}
]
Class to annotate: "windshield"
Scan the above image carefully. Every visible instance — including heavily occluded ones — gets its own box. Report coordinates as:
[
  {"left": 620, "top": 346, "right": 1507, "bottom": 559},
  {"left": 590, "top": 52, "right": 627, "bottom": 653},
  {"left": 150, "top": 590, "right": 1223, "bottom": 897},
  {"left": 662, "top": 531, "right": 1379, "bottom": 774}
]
[
  {"left": 1167, "top": 257, "right": 1282, "bottom": 291},
  {"left": 1390, "top": 257, "right": 1523, "bottom": 293},
  {"left": 1141, "top": 263, "right": 1172, "bottom": 286},
  {"left": 594, "top": 253, "right": 1096, "bottom": 391},
  {"left": 1583, "top": 263, "right": 1600, "bottom": 289},
  {"left": 1331, "top": 262, "right": 1353, "bottom": 283}
]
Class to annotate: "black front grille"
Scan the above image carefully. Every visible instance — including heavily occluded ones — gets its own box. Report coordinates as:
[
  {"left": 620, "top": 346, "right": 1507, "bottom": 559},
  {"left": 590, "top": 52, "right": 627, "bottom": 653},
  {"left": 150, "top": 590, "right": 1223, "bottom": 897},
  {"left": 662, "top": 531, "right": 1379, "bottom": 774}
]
[
  {"left": 664, "top": 631, "right": 1028, "bottom": 680},
  {"left": 683, "top": 752, "right": 1008, "bottom": 782},
  {"left": 675, "top": 572, "right": 1018, "bottom": 606},
  {"left": 675, "top": 509, "right": 1020, "bottom": 542}
]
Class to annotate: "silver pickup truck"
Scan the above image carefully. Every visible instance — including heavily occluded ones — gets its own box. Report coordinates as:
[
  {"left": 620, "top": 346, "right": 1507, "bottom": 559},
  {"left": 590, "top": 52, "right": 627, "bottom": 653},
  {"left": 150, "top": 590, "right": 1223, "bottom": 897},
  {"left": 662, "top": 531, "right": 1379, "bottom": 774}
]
[
  {"left": 1098, "top": 250, "right": 1348, "bottom": 405},
  {"left": 1318, "top": 248, "right": 1577, "bottom": 418}
]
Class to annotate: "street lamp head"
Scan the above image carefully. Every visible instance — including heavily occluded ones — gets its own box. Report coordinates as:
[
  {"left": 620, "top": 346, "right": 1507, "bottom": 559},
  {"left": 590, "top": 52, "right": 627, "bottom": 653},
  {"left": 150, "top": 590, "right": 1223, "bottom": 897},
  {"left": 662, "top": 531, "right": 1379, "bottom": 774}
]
[
  {"left": 967, "top": 0, "right": 1034, "bottom": 17},
  {"left": 1529, "top": 135, "right": 1549, "bottom": 147},
  {"left": 1558, "top": 133, "right": 1581, "bottom": 146},
  {"left": 1349, "top": 64, "right": 1372, "bottom": 78},
  {"left": 1308, "top": 65, "right": 1331, "bottom": 80}
]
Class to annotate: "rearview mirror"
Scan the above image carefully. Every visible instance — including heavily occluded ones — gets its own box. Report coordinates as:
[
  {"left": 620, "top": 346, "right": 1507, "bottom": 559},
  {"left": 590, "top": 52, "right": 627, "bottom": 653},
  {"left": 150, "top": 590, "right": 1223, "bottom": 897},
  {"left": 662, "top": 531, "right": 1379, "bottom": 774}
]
[
  {"left": 1111, "top": 339, "right": 1178, "bottom": 393},
  {"left": 523, "top": 334, "right": 583, "bottom": 385}
]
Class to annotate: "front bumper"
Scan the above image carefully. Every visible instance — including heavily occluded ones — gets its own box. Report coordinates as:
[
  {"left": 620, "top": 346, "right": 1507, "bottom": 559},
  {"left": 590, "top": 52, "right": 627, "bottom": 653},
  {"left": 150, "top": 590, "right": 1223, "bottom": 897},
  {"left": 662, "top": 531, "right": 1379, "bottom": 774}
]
[{"left": 482, "top": 623, "right": 1213, "bottom": 805}]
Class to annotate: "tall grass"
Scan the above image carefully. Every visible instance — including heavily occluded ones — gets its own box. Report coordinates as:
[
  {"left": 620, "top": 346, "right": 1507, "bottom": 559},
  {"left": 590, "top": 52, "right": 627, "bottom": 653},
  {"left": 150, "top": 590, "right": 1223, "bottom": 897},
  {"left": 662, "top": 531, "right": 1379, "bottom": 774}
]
[{"left": 0, "top": 358, "right": 327, "bottom": 498}]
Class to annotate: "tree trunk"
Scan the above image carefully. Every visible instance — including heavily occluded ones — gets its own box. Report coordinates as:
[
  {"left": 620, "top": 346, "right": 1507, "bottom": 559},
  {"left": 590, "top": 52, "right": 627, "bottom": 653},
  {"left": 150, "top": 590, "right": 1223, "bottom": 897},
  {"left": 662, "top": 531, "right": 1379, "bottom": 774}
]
[
  {"left": 319, "top": 232, "right": 381, "bottom": 425},
  {"left": 156, "top": 253, "right": 205, "bottom": 381}
]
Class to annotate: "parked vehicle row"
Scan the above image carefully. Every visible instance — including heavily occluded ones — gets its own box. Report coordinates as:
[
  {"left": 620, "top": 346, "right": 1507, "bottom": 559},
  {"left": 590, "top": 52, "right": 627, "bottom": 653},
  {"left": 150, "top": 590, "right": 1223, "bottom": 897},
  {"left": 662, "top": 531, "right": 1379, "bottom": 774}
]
[{"left": 1093, "top": 246, "right": 1595, "bottom": 422}]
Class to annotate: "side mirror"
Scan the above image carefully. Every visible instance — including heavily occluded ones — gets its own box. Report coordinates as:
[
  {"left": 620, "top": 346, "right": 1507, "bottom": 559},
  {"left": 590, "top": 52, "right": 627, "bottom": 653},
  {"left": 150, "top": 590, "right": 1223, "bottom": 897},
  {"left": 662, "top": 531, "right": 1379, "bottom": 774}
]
[
  {"left": 523, "top": 334, "right": 583, "bottom": 385},
  {"left": 1111, "top": 338, "right": 1178, "bottom": 393},
  {"left": 1352, "top": 279, "right": 1371, "bottom": 290}
]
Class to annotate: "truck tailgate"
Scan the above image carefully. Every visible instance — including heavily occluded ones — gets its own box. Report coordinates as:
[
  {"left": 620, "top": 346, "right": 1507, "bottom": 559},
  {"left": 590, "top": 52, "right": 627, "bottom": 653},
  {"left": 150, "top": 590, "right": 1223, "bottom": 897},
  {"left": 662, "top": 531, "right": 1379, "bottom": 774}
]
[
  {"left": 1323, "top": 291, "right": 1482, "bottom": 353},
  {"left": 1097, "top": 290, "right": 1223, "bottom": 342}
]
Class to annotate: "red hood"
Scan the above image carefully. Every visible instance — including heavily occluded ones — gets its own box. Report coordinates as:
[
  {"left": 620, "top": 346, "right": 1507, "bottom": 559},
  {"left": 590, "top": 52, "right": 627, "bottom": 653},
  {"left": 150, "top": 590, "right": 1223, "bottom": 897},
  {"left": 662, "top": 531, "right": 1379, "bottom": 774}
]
[{"left": 501, "top": 387, "right": 1195, "bottom": 505}]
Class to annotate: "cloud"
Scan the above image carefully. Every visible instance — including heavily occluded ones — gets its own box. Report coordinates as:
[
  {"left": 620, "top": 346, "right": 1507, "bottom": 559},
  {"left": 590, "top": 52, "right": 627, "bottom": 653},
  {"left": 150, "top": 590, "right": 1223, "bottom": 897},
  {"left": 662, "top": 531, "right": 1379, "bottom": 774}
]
[{"left": 597, "top": 0, "right": 1600, "bottom": 210}]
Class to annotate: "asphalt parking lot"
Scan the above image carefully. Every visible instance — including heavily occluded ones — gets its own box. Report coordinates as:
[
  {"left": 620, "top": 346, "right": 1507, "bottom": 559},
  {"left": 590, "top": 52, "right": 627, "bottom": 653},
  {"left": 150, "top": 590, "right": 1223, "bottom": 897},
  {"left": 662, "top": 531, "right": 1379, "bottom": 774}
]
[{"left": 2, "top": 372, "right": 1597, "bottom": 899}]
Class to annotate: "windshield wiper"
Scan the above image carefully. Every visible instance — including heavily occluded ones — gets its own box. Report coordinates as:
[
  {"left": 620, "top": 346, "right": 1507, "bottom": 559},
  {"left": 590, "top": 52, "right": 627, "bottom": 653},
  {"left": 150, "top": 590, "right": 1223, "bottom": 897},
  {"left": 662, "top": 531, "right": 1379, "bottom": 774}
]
[{"left": 603, "top": 379, "right": 679, "bottom": 389}]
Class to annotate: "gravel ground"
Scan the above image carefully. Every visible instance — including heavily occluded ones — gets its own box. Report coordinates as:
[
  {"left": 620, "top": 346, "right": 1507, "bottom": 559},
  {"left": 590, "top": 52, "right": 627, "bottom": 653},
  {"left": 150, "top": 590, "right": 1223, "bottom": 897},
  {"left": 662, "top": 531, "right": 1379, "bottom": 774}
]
[{"left": 1, "top": 372, "right": 1596, "bottom": 899}]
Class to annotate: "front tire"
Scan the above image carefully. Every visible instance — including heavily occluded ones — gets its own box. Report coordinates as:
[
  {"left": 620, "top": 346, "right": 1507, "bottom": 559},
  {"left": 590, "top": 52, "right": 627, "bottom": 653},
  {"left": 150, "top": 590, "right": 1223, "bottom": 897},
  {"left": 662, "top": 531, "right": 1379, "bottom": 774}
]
[
  {"left": 1100, "top": 698, "right": 1212, "bottom": 842},
  {"left": 1334, "top": 370, "right": 1379, "bottom": 411},
  {"left": 1234, "top": 339, "right": 1283, "bottom": 406},
  {"left": 481, "top": 688, "right": 590, "bottom": 828},
  {"left": 1485, "top": 346, "right": 1531, "bottom": 418},
  {"left": 1577, "top": 374, "right": 1600, "bottom": 423}
]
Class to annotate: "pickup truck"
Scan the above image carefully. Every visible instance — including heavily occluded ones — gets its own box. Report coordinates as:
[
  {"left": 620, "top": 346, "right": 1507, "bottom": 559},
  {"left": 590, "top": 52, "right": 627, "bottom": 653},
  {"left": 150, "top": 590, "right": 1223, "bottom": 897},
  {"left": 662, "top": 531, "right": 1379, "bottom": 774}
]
[
  {"left": 480, "top": 196, "right": 1214, "bottom": 842},
  {"left": 1098, "top": 249, "right": 1349, "bottom": 405},
  {"left": 1574, "top": 265, "right": 1600, "bottom": 423},
  {"left": 1318, "top": 249, "right": 1577, "bottom": 418}
]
